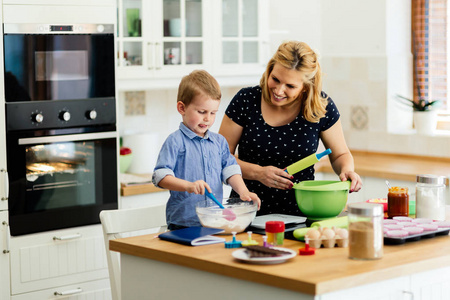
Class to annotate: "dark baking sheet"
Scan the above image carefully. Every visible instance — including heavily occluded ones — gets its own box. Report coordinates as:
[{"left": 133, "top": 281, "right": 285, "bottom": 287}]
[{"left": 384, "top": 228, "right": 450, "bottom": 245}]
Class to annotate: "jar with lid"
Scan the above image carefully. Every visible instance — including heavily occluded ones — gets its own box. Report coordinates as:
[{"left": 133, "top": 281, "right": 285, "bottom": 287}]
[
  {"left": 348, "top": 202, "right": 384, "bottom": 260},
  {"left": 416, "top": 174, "right": 447, "bottom": 221},
  {"left": 265, "top": 221, "right": 285, "bottom": 246},
  {"left": 387, "top": 186, "right": 409, "bottom": 218}
]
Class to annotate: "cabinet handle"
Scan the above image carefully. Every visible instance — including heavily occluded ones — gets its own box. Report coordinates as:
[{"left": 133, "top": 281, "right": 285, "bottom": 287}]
[
  {"left": 155, "top": 42, "right": 162, "bottom": 70},
  {"left": 54, "top": 288, "right": 83, "bottom": 296},
  {"left": 1, "top": 169, "right": 8, "bottom": 201},
  {"left": 53, "top": 233, "right": 82, "bottom": 241},
  {"left": 147, "top": 42, "right": 154, "bottom": 70},
  {"left": 2, "top": 221, "right": 9, "bottom": 254}
]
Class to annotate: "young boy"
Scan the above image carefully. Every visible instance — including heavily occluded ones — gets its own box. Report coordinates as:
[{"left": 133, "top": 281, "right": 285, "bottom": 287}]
[{"left": 152, "top": 70, "right": 260, "bottom": 230}]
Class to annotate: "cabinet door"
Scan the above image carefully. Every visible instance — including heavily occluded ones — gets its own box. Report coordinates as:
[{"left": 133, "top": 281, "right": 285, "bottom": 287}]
[
  {"left": 9, "top": 225, "right": 108, "bottom": 295},
  {"left": 0, "top": 211, "right": 10, "bottom": 300},
  {"left": 116, "top": 0, "right": 209, "bottom": 82},
  {"left": 410, "top": 266, "right": 450, "bottom": 300},
  {"left": 320, "top": 276, "right": 410, "bottom": 300},
  {"left": 213, "top": 0, "right": 269, "bottom": 76}
]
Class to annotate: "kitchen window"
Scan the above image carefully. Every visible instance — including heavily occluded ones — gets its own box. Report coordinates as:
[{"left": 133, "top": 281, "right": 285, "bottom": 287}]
[{"left": 412, "top": 0, "right": 450, "bottom": 130}]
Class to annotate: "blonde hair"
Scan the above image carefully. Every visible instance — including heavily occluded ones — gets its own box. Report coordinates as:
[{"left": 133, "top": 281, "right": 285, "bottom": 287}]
[
  {"left": 260, "top": 41, "right": 327, "bottom": 123},
  {"left": 177, "top": 70, "right": 221, "bottom": 105}
]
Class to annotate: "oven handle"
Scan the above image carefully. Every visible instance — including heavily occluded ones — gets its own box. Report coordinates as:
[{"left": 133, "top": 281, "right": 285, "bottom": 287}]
[{"left": 18, "top": 132, "right": 117, "bottom": 145}]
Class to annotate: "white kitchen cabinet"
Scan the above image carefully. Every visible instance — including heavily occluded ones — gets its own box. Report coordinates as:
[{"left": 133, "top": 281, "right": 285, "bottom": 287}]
[
  {"left": 116, "top": 0, "right": 269, "bottom": 90},
  {"left": 211, "top": 0, "right": 269, "bottom": 77},
  {"left": 10, "top": 279, "right": 111, "bottom": 300},
  {"left": 0, "top": 211, "right": 10, "bottom": 300},
  {"left": 319, "top": 276, "right": 411, "bottom": 300},
  {"left": 410, "top": 266, "right": 450, "bottom": 300},
  {"left": 9, "top": 224, "right": 109, "bottom": 296}
]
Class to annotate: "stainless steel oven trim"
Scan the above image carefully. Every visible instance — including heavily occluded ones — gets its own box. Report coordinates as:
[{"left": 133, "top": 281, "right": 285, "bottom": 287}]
[
  {"left": 3, "top": 23, "right": 114, "bottom": 34},
  {"left": 18, "top": 132, "right": 117, "bottom": 145}
]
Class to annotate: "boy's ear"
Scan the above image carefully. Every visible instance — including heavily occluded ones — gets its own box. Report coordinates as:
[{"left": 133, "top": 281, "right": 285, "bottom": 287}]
[{"left": 176, "top": 101, "right": 186, "bottom": 114}]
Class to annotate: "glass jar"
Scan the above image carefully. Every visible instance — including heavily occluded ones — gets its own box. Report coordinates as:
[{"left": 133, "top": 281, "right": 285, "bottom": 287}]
[
  {"left": 416, "top": 174, "right": 447, "bottom": 221},
  {"left": 348, "top": 202, "right": 384, "bottom": 260},
  {"left": 387, "top": 187, "right": 409, "bottom": 218}
]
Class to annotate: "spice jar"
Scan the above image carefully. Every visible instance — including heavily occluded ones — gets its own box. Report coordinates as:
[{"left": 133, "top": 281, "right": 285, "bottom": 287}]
[
  {"left": 416, "top": 174, "right": 447, "bottom": 221},
  {"left": 265, "top": 221, "right": 285, "bottom": 246},
  {"left": 348, "top": 203, "right": 384, "bottom": 260},
  {"left": 387, "top": 186, "right": 409, "bottom": 218}
]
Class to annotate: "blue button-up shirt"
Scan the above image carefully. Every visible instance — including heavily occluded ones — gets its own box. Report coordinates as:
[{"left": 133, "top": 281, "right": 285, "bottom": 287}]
[{"left": 153, "top": 123, "right": 241, "bottom": 227}]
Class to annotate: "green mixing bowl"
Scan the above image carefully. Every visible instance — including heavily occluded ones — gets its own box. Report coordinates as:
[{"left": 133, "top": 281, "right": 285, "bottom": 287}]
[{"left": 293, "top": 180, "right": 351, "bottom": 220}]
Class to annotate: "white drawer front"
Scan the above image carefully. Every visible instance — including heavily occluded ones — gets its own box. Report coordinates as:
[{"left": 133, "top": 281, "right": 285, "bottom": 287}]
[
  {"left": 11, "top": 278, "right": 111, "bottom": 300},
  {"left": 10, "top": 225, "right": 108, "bottom": 295}
]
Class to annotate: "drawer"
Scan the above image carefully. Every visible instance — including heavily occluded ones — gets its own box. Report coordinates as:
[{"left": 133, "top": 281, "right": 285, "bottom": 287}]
[
  {"left": 10, "top": 224, "right": 108, "bottom": 295},
  {"left": 11, "top": 278, "right": 111, "bottom": 300}
]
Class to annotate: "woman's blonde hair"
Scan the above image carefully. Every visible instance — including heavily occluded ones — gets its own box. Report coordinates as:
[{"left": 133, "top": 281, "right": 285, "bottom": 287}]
[
  {"left": 177, "top": 69, "right": 221, "bottom": 105},
  {"left": 260, "top": 41, "right": 327, "bottom": 123}
]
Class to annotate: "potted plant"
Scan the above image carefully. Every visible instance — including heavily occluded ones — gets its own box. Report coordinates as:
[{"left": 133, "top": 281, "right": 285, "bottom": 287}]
[{"left": 397, "top": 94, "right": 440, "bottom": 135}]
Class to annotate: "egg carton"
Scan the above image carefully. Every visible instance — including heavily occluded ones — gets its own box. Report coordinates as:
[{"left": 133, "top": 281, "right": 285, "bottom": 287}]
[
  {"left": 308, "top": 237, "right": 349, "bottom": 248},
  {"left": 305, "top": 227, "right": 349, "bottom": 248}
]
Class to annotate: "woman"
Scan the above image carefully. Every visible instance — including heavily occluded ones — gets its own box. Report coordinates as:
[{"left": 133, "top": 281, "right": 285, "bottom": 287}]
[{"left": 219, "top": 41, "right": 362, "bottom": 216}]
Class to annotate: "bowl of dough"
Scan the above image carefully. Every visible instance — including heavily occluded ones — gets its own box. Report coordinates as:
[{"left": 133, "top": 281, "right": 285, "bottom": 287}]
[{"left": 196, "top": 198, "right": 257, "bottom": 234}]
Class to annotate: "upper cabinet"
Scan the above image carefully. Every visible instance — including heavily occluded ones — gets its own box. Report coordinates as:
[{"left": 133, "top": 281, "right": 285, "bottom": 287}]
[{"left": 116, "top": 0, "right": 268, "bottom": 90}]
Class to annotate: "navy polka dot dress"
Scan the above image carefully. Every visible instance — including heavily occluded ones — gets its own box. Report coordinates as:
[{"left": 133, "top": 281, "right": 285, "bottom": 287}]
[{"left": 225, "top": 86, "right": 340, "bottom": 216}]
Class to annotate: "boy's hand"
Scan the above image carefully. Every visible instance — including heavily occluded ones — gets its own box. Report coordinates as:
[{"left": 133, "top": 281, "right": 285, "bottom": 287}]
[
  {"left": 240, "top": 192, "right": 261, "bottom": 210},
  {"left": 187, "top": 180, "right": 210, "bottom": 195}
]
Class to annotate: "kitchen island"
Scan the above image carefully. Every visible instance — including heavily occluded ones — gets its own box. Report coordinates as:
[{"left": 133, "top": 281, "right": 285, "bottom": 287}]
[{"left": 110, "top": 231, "right": 450, "bottom": 299}]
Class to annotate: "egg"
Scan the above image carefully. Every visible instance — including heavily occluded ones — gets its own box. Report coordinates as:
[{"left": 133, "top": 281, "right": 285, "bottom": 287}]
[
  {"left": 335, "top": 228, "right": 349, "bottom": 239},
  {"left": 321, "top": 228, "right": 336, "bottom": 239},
  {"left": 305, "top": 228, "right": 321, "bottom": 240}
]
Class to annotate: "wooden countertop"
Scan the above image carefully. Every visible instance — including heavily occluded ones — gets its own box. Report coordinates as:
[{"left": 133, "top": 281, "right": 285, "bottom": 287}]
[
  {"left": 120, "top": 173, "right": 165, "bottom": 196},
  {"left": 316, "top": 150, "right": 450, "bottom": 182},
  {"left": 110, "top": 231, "right": 450, "bottom": 295}
]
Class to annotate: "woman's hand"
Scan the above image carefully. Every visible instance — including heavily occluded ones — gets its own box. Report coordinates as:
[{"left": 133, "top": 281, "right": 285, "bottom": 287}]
[
  {"left": 258, "top": 165, "right": 294, "bottom": 190},
  {"left": 339, "top": 171, "right": 362, "bottom": 193}
]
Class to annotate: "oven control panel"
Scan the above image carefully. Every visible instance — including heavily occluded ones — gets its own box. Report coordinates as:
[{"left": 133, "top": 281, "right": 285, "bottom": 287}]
[{"left": 6, "top": 98, "right": 116, "bottom": 131}]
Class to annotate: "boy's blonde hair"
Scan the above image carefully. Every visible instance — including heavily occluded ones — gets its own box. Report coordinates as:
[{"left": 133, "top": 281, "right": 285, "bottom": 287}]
[
  {"left": 260, "top": 41, "right": 327, "bottom": 123},
  {"left": 177, "top": 70, "right": 221, "bottom": 105}
]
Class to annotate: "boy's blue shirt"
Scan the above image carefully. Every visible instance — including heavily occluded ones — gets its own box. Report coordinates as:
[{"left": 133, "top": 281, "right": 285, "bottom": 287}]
[{"left": 152, "top": 122, "right": 241, "bottom": 227}]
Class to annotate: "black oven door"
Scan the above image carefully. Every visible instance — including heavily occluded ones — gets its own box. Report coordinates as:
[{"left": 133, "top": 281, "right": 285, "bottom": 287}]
[
  {"left": 3, "top": 24, "right": 115, "bottom": 102},
  {"left": 7, "top": 128, "right": 118, "bottom": 236}
]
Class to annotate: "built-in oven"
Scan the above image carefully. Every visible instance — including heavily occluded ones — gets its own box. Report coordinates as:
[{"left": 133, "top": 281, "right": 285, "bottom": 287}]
[{"left": 3, "top": 23, "right": 118, "bottom": 236}]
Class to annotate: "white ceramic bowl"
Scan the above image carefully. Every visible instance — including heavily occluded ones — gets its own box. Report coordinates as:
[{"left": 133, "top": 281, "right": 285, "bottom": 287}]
[{"left": 196, "top": 198, "right": 257, "bottom": 234}]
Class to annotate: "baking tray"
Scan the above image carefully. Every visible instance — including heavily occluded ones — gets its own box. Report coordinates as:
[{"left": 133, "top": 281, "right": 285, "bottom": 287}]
[{"left": 384, "top": 228, "right": 450, "bottom": 245}]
